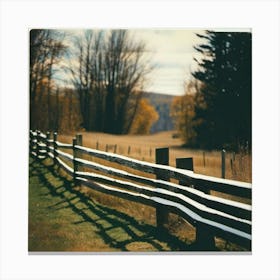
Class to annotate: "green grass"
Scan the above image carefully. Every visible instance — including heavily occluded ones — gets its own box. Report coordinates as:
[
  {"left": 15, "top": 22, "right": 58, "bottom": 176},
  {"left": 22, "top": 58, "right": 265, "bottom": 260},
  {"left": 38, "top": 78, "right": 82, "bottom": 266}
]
[{"left": 29, "top": 157, "right": 197, "bottom": 252}]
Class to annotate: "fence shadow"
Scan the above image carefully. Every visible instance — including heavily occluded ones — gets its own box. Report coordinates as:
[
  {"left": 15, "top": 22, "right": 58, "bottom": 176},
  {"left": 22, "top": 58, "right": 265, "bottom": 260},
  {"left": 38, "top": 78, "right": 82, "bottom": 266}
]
[{"left": 30, "top": 157, "right": 200, "bottom": 252}]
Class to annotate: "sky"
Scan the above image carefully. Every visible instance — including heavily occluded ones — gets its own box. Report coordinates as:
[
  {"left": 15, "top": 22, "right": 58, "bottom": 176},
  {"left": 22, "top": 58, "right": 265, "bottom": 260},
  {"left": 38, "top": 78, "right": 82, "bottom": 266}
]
[
  {"left": 58, "top": 29, "right": 250, "bottom": 96},
  {"left": 57, "top": 29, "right": 206, "bottom": 96},
  {"left": 131, "top": 29, "right": 206, "bottom": 96}
]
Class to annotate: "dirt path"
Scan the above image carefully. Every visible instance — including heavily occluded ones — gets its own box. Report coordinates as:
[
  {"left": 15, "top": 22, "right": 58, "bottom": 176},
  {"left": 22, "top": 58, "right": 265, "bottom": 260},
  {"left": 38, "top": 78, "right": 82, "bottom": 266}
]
[{"left": 28, "top": 157, "right": 194, "bottom": 252}]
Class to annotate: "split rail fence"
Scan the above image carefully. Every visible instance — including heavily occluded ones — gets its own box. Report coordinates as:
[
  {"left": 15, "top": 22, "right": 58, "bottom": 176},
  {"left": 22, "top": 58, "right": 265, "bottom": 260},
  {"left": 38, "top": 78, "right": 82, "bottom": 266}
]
[{"left": 29, "top": 130, "right": 252, "bottom": 250}]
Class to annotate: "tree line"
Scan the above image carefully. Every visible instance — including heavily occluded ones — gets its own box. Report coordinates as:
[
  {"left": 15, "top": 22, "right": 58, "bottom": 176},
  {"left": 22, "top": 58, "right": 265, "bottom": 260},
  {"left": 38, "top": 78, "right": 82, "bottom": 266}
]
[
  {"left": 171, "top": 31, "right": 252, "bottom": 151},
  {"left": 30, "top": 29, "right": 157, "bottom": 134},
  {"left": 30, "top": 29, "right": 252, "bottom": 150}
]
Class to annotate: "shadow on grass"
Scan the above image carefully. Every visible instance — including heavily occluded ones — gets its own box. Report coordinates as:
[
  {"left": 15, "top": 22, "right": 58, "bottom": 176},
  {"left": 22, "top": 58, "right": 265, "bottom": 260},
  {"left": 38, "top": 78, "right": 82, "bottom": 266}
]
[{"left": 29, "top": 157, "right": 205, "bottom": 252}]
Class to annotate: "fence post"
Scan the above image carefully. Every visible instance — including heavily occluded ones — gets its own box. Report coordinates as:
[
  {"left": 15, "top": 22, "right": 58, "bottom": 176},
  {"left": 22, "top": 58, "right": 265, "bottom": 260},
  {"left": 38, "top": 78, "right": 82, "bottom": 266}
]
[
  {"left": 176, "top": 157, "right": 193, "bottom": 171},
  {"left": 193, "top": 152, "right": 215, "bottom": 249},
  {"left": 155, "top": 147, "right": 169, "bottom": 229},
  {"left": 30, "top": 130, "right": 35, "bottom": 156},
  {"left": 76, "top": 134, "right": 83, "bottom": 147},
  {"left": 176, "top": 157, "right": 215, "bottom": 249},
  {"left": 221, "top": 149, "right": 226, "bottom": 179},
  {"left": 203, "top": 151, "right": 206, "bottom": 167},
  {"left": 29, "top": 130, "right": 32, "bottom": 154},
  {"left": 72, "top": 138, "right": 78, "bottom": 185},
  {"left": 175, "top": 156, "right": 215, "bottom": 250},
  {"left": 176, "top": 157, "right": 193, "bottom": 186},
  {"left": 36, "top": 130, "right": 40, "bottom": 159},
  {"left": 114, "top": 144, "right": 117, "bottom": 153},
  {"left": 53, "top": 132, "right": 58, "bottom": 163},
  {"left": 176, "top": 157, "right": 211, "bottom": 194},
  {"left": 195, "top": 223, "right": 216, "bottom": 251},
  {"left": 46, "top": 132, "right": 50, "bottom": 157},
  {"left": 76, "top": 134, "right": 83, "bottom": 174}
]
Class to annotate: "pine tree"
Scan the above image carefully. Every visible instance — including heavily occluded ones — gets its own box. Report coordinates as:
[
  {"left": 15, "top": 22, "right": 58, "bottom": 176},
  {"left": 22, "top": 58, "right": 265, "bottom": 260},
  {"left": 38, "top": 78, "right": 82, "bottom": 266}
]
[{"left": 192, "top": 31, "right": 252, "bottom": 150}]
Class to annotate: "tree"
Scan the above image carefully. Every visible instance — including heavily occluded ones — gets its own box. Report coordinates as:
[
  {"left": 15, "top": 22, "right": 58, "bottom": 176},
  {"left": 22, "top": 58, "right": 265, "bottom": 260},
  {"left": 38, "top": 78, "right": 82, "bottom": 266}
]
[
  {"left": 191, "top": 31, "right": 252, "bottom": 150},
  {"left": 129, "top": 98, "right": 159, "bottom": 134},
  {"left": 103, "top": 30, "right": 151, "bottom": 134},
  {"left": 67, "top": 30, "right": 104, "bottom": 131},
  {"left": 29, "top": 29, "right": 66, "bottom": 130},
  {"left": 69, "top": 30, "right": 152, "bottom": 134},
  {"left": 58, "top": 88, "right": 82, "bottom": 133},
  {"left": 170, "top": 80, "right": 200, "bottom": 146}
]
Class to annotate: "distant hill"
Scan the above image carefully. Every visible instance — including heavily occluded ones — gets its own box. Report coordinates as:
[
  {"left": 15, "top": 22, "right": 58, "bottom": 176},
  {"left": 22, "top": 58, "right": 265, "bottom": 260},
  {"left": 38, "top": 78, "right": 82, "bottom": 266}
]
[{"left": 143, "top": 92, "right": 176, "bottom": 133}]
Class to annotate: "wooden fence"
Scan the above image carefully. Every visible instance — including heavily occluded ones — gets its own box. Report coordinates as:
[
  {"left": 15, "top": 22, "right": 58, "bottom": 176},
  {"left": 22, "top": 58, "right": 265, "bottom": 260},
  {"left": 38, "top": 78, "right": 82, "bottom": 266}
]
[{"left": 29, "top": 130, "right": 252, "bottom": 251}]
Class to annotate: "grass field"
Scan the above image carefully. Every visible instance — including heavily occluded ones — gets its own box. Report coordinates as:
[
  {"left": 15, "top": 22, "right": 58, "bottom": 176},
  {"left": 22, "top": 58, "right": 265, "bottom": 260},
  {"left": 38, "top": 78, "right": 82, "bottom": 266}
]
[
  {"left": 29, "top": 130, "right": 251, "bottom": 252},
  {"left": 29, "top": 156, "right": 246, "bottom": 252},
  {"left": 58, "top": 130, "right": 252, "bottom": 183},
  {"left": 29, "top": 157, "right": 204, "bottom": 252}
]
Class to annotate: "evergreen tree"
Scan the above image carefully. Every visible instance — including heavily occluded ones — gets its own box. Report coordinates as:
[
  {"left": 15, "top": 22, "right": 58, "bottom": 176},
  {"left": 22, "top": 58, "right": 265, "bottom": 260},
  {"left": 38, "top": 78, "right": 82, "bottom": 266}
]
[{"left": 192, "top": 31, "right": 252, "bottom": 150}]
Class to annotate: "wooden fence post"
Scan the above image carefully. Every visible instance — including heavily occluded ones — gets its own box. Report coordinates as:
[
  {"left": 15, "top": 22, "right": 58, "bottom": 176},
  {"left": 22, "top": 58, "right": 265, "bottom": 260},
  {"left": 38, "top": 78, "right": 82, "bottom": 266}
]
[
  {"left": 29, "top": 130, "right": 33, "bottom": 154},
  {"left": 76, "top": 134, "right": 83, "bottom": 175},
  {"left": 30, "top": 130, "right": 35, "bottom": 156},
  {"left": 76, "top": 134, "right": 83, "bottom": 147},
  {"left": 36, "top": 130, "right": 40, "bottom": 159},
  {"left": 155, "top": 147, "right": 169, "bottom": 229},
  {"left": 53, "top": 132, "right": 58, "bottom": 163},
  {"left": 195, "top": 223, "right": 216, "bottom": 251},
  {"left": 46, "top": 132, "right": 50, "bottom": 157},
  {"left": 196, "top": 154, "right": 215, "bottom": 248},
  {"left": 176, "top": 157, "right": 211, "bottom": 193},
  {"left": 114, "top": 144, "right": 117, "bottom": 153},
  {"left": 176, "top": 157, "right": 193, "bottom": 186},
  {"left": 221, "top": 149, "right": 226, "bottom": 179},
  {"left": 176, "top": 156, "right": 215, "bottom": 249},
  {"left": 176, "top": 157, "right": 193, "bottom": 171},
  {"left": 72, "top": 138, "right": 78, "bottom": 185},
  {"left": 203, "top": 151, "right": 206, "bottom": 167}
]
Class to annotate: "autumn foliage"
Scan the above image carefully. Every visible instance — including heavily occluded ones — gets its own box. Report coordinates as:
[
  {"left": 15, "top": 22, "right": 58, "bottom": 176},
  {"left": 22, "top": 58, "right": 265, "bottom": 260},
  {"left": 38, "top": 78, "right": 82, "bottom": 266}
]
[
  {"left": 31, "top": 82, "right": 82, "bottom": 133},
  {"left": 129, "top": 99, "right": 159, "bottom": 135},
  {"left": 30, "top": 29, "right": 159, "bottom": 135}
]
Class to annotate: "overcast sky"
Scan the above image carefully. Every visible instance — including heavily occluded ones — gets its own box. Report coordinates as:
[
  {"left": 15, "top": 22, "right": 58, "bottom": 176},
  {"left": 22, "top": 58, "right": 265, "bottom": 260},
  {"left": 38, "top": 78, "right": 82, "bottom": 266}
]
[
  {"left": 58, "top": 29, "right": 206, "bottom": 96},
  {"left": 131, "top": 29, "right": 206, "bottom": 96},
  {"left": 59, "top": 29, "right": 250, "bottom": 96},
  {"left": 133, "top": 29, "right": 251, "bottom": 96}
]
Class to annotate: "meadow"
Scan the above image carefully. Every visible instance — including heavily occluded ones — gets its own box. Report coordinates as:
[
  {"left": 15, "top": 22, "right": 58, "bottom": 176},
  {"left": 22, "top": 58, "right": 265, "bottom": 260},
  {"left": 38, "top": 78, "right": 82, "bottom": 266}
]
[
  {"left": 58, "top": 130, "right": 252, "bottom": 183},
  {"left": 33, "top": 130, "right": 251, "bottom": 251}
]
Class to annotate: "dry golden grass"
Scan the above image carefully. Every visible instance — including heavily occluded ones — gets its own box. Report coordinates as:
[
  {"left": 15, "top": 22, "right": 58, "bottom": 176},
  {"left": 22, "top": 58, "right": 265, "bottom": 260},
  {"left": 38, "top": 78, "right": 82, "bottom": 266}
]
[
  {"left": 58, "top": 130, "right": 252, "bottom": 183},
  {"left": 58, "top": 130, "right": 252, "bottom": 205}
]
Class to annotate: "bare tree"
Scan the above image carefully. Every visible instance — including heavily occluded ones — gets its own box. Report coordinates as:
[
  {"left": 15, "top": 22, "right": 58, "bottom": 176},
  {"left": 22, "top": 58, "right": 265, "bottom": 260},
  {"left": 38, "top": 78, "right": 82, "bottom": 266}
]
[
  {"left": 103, "top": 30, "right": 151, "bottom": 134},
  {"left": 67, "top": 29, "right": 152, "bottom": 134},
  {"left": 68, "top": 30, "right": 102, "bottom": 130},
  {"left": 29, "top": 29, "right": 66, "bottom": 130}
]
